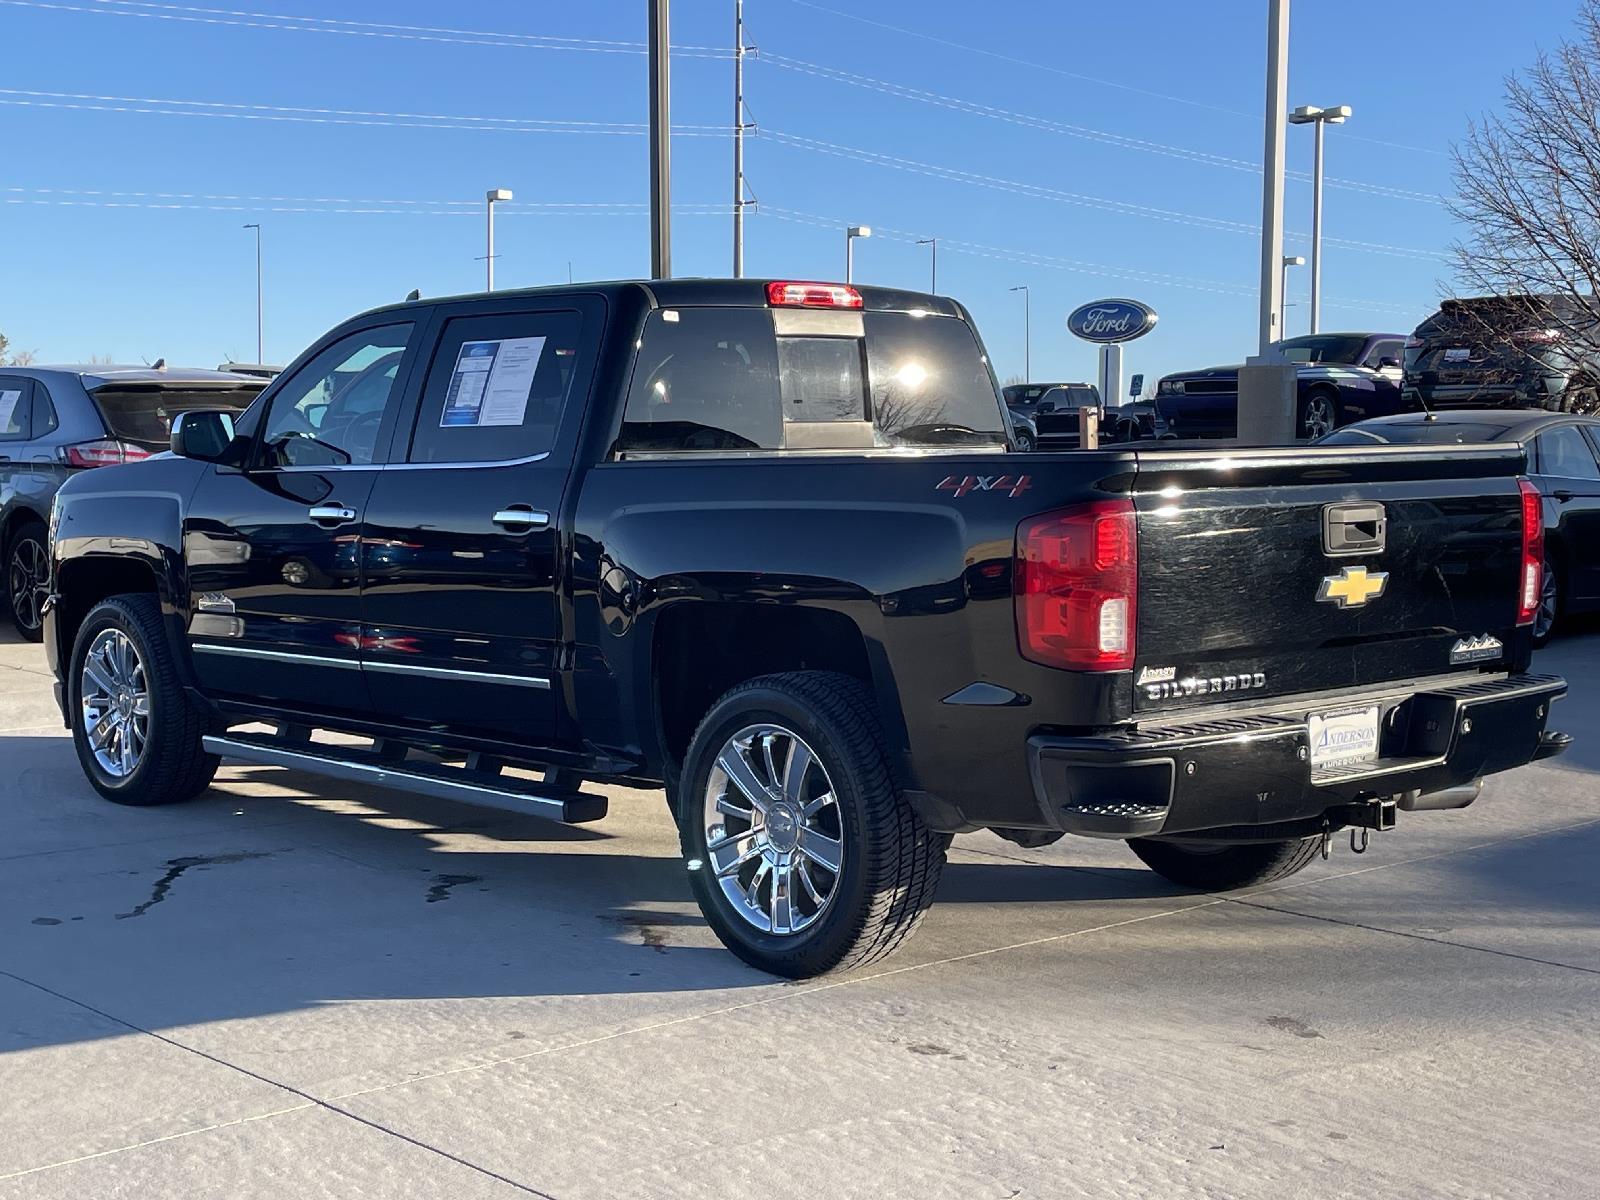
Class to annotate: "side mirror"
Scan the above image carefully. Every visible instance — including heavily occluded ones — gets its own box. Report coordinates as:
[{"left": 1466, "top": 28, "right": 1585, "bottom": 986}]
[
  {"left": 171, "top": 410, "right": 237, "bottom": 462},
  {"left": 1378, "top": 356, "right": 1401, "bottom": 370}
]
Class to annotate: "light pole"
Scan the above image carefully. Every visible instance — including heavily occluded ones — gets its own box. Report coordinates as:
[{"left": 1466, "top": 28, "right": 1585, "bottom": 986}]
[
  {"left": 242, "top": 223, "right": 262, "bottom": 364},
  {"left": 1281, "top": 254, "right": 1305, "bottom": 324},
  {"left": 916, "top": 237, "right": 937, "bottom": 292},
  {"left": 845, "top": 224, "right": 871, "bottom": 283},
  {"left": 485, "top": 188, "right": 512, "bottom": 291},
  {"left": 1289, "top": 102, "right": 1351, "bottom": 334},
  {"left": 1256, "top": 0, "right": 1289, "bottom": 355},
  {"left": 732, "top": 0, "right": 749, "bottom": 277},
  {"left": 1009, "top": 285, "right": 1031, "bottom": 381}
]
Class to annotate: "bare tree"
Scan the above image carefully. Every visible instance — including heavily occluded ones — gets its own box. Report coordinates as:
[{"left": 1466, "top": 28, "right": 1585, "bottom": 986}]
[{"left": 1448, "top": 0, "right": 1600, "bottom": 409}]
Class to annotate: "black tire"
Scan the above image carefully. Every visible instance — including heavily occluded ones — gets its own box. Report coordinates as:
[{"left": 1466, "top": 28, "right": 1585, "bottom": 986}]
[
  {"left": 1559, "top": 374, "right": 1600, "bottom": 415},
  {"left": 1014, "top": 430, "right": 1035, "bottom": 452},
  {"left": 1297, "top": 388, "right": 1340, "bottom": 440},
  {"left": 6, "top": 519, "right": 48, "bottom": 642},
  {"left": 69, "top": 594, "right": 217, "bottom": 806},
  {"left": 1127, "top": 836, "right": 1320, "bottom": 891},
  {"left": 1532, "top": 554, "right": 1563, "bottom": 648},
  {"left": 679, "top": 671, "right": 948, "bottom": 978}
]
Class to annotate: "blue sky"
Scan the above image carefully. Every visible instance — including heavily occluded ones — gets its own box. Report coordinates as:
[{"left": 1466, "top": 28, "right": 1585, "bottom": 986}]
[{"left": 0, "top": 0, "right": 1579, "bottom": 388}]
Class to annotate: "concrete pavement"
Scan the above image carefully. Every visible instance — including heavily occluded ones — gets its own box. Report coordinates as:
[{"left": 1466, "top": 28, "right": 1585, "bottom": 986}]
[{"left": 1, "top": 625, "right": 1596, "bottom": 1198}]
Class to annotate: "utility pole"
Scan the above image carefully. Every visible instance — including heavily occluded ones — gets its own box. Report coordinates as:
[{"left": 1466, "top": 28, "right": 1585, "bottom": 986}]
[
  {"left": 917, "top": 237, "right": 937, "bottom": 292},
  {"left": 1256, "top": 0, "right": 1289, "bottom": 354},
  {"left": 242, "top": 223, "right": 262, "bottom": 363},
  {"left": 733, "top": 0, "right": 748, "bottom": 277},
  {"left": 649, "top": 0, "right": 672, "bottom": 279},
  {"left": 1010, "top": 285, "right": 1030, "bottom": 380}
]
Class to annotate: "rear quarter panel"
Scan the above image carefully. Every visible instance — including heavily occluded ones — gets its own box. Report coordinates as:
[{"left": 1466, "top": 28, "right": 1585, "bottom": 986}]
[{"left": 570, "top": 452, "right": 1136, "bottom": 827}]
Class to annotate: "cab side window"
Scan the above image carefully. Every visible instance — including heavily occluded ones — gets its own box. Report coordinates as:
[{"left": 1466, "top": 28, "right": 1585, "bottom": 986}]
[
  {"left": 1535, "top": 424, "right": 1600, "bottom": 480},
  {"left": 617, "top": 308, "right": 782, "bottom": 453},
  {"left": 0, "top": 378, "right": 33, "bottom": 441},
  {"left": 408, "top": 310, "right": 588, "bottom": 464},
  {"left": 257, "top": 324, "right": 414, "bottom": 469}
]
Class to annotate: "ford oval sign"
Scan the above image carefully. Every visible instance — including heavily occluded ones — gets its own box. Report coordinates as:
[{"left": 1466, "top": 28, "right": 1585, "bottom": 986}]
[{"left": 1066, "top": 298, "right": 1158, "bottom": 344}]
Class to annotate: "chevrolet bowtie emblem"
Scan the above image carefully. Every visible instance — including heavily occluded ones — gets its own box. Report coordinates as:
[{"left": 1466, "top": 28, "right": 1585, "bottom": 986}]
[{"left": 1317, "top": 565, "right": 1389, "bottom": 609}]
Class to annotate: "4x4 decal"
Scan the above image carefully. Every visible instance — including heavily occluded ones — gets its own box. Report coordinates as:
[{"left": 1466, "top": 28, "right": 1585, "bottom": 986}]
[{"left": 936, "top": 474, "right": 1033, "bottom": 499}]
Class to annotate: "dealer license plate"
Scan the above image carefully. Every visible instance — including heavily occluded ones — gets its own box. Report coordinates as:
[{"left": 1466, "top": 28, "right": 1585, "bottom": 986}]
[{"left": 1308, "top": 705, "right": 1381, "bottom": 770}]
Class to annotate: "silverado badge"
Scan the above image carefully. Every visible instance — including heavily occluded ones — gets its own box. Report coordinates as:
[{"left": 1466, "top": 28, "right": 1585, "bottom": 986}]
[{"left": 1317, "top": 565, "right": 1388, "bottom": 609}]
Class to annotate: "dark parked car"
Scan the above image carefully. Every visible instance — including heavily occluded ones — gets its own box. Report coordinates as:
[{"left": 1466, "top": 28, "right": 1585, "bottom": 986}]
[
  {"left": 1319, "top": 409, "right": 1600, "bottom": 644},
  {"left": 1002, "top": 381, "right": 1099, "bottom": 450},
  {"left": 1155, "top": 332, "right": 1409, "bottom": 440},
  {"left": 45, "top": 280, "right": 1567, "bottom": 976},
  {"left": 1, "top": 365, "right": 265, "bottom": 638},
  {"left": 1403, "top": 296, "right": 1600, "bottom": 413}
]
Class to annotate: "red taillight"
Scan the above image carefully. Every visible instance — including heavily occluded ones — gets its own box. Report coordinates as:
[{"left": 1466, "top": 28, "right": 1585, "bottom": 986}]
[
  {"left": 1511, "top": 327, "right": 1563, "bottom": 345},
  {"left": 62, "top": 439, "right": 152, "bottom": 468},
  {"left": 1014, "top": 500, "right": 1137, "bottom": 671},
  {"left": 765, "top": 281, "right": 864, "bottom": 309},
  {"left": 1517, "top": 478, "right": 1543, "bottom": 626}
]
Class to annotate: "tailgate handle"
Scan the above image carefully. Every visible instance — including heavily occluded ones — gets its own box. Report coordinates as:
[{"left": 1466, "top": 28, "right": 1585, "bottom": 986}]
[{"left": 1323, "top": 502, "right": 1386, "bottom": 556}]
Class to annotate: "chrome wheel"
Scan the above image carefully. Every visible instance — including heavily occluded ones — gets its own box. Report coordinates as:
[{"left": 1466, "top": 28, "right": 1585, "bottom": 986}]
[
  {"left": 1302, "top": 394, "right": 1336, "bottom": 439},
  {"left": 702, "top": 723, "right": 843, "bottom": 936},
  {"left": 7, "top": 534, "right": 47, "bottom": 633},
  {"left": 80, "top": 629, "right": 149, "bottom": 778},
  {"left": 1535, "top": 559, "right": 1559, "bottom": 642}
]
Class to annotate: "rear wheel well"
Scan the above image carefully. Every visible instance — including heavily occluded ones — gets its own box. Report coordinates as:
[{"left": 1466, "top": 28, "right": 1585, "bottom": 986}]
[
  {"left": 1, "top": 508, "right": 47, "bottom": 559},
  {"left": 653, "top": 603, "right": 874, "bottom": 776},
  {"left": 56, "top": 557, "right": 163, "bottom": 663}
]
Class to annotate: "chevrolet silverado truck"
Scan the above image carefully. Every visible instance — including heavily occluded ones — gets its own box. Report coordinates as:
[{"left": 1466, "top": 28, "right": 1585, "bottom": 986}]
[{"left": 44, "top": 279, "right": 1571, "bottom": 977}]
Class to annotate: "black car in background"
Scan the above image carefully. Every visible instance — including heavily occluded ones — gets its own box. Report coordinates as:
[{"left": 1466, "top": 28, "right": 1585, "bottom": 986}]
[
  {"left": 1320, "top": 409, "right": 1600, "bottom": 644},
  {"left": 1, "top": 365, "right": 265, "bottom": 638},
  {"left": 1403, "top": 295, "right": 1600, "bottom": 413},
  {"left": 1155, "top": 332, "right": 1409, "bottom": 440}
]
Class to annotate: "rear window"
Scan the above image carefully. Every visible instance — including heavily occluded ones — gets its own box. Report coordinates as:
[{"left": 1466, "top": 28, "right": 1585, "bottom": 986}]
[
  {"left": 92, "top": 385, "right": 263, "bottom": 449},
  {"left": 616, "top": 306, "right": 1005, "bottom": 454}
]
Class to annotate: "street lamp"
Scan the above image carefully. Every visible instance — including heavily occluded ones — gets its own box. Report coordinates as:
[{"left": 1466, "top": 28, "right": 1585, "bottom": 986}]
[
  {"left": 1281, "top": 254, "right": 1306, "bottom": 325},
  {"left": 485, "top": 187, "right": 513, "bottom": 291},
  {"left": 845, "top": 224, "right": 871, "bottom": 283},
  {"left": 1009, "top": 285, "right": 1031, "bottom": 381},
  {"left": 916, "top": 237, "right": 937, "bottom": 293},
  {"left": 1288, "top": 103, "right": 1351, "bottom": 334},
  {"left": 242, "top": 223, "right": 262, "bottom": 364}
]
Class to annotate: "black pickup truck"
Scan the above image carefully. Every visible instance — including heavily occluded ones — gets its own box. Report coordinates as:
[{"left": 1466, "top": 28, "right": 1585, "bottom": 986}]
[{"left": 44, "top": 279, "right": 1570, "bottom": 977}]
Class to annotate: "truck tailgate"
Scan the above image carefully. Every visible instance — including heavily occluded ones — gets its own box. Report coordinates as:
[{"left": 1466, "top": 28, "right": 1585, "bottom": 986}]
[{"left": 1131, "top": 444, "right": 1530, "bottom": 713}]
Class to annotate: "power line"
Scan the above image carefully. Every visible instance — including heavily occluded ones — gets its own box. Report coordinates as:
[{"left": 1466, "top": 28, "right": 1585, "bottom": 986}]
[
  {"left": 1, "top": 186, "right": 732, "bottom": 217},
  {"left": 771, "top": 0, "right": 1448, "bottom": 158},
  {"left": 0, "top": 87, "right": 729, "bottom": 136},
  {"left": 0, "top": 0, "right": 733, "bottom": 55},
  {"left": 759, "top": 54, "right": 1440, "bottom": 204},
  {"left": 760, "top": 129, "right": 1444, "bottom": 261}
]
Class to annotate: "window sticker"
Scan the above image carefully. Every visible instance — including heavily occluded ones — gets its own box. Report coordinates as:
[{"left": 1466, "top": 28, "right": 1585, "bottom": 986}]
[
  {"left": 0, "top": 389, "right": 22, "bottom": 434},
  {"left": 440, "top": 336, "right": 546, "bottom": 427}
]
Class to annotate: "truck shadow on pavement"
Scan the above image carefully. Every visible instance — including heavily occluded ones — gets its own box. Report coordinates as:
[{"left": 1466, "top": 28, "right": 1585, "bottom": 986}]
[{"left": 2, "top": 736, "right": 1206, "bottom": 1054}]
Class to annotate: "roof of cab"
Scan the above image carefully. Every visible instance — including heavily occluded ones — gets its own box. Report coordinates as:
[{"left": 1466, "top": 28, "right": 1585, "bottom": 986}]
[{"left": 356, "top": 278, "right": 964, "bottom": 321}]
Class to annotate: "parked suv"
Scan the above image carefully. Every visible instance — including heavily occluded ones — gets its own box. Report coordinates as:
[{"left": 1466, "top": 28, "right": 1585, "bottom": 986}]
[
  {"left": 1, "top": 366, "right": 264, "bottom": 638},
  {"left": 45, "top": 281, "right": 1569, "bottom": 976},
  {"left": 1404, "top": 296, "right": 1600, "bottom": 413}
]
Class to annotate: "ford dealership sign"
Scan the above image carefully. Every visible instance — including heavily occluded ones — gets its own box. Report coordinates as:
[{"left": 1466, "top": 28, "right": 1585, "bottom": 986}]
[{"left": 1067, "top": 298, "right": 1158, "bottom": 344}]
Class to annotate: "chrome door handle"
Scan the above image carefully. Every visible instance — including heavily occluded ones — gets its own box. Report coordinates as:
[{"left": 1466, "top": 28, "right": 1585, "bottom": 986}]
[
  {"left": 492, "top": 506, "right": 551, "bottom": 530},
  {"left": 308, "top": 504, "right": 358, "bottom": 526}
]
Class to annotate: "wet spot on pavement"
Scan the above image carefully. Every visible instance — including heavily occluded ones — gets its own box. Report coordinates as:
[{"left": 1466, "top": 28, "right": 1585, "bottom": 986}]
[
  {"left": 425, "top": 874, "right": 482, "bottom": 903},
  {"left": 116, "top": 853, "right": 270, "bottom": 920},
  {"left": 1265, "top": 1016, "right": 1323, "bottom": 1039}
]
